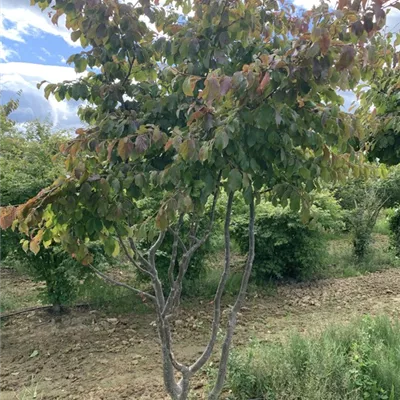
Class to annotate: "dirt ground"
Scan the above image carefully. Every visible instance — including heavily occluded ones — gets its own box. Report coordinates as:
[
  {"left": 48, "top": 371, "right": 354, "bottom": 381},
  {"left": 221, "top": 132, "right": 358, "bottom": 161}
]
[{"left": 1, "top": 267, "right": 400, "bottom": 400}]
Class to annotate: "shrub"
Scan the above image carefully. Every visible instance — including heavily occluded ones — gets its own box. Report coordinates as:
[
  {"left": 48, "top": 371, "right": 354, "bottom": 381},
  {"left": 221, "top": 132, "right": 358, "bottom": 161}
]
[
  {"left": 389, "top": 208, "right": 400, "bottom": 256},
  {"left": 232, "top": 203, "right": 327, "bottom": 282},
  {"left": 311, "top": 190, "right": 346, "bottom": 232},
  {"left": 227, "top": 315, "right": 400, "bottom": 400},
  {"left": 5, "top": 243, "right": 109, "bottom": 310}
]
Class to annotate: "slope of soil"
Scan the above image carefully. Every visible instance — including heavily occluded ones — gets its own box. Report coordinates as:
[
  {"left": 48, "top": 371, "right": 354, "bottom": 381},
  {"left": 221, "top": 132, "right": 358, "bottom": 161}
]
[{"left": 1, "top": 268, "right": 400, "bottom": 399}]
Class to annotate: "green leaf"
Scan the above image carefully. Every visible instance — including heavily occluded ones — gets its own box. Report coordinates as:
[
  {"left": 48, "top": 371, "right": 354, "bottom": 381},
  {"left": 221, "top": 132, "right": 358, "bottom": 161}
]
[
  {"left": 179, "top": 139, "right": 196, "bottom": 161},
  {"left": 96, "top": 24, "right": 107, "bottom": 39},
  {"left": 75, "top": 58, "right": 87, "bottom": 73},
  {"left": 71, "top": 30, "right": 81, "bottom": 42},
  {"left": 215, "top": 130, "right": 229, "bottom": 151},
  {"left": 104, "top": 237, "right": 118, "bottom": 257},
  {"left": 227, "top": 169, "right": 242, "bottom": 193},
  {"left": 290, "top": 191, "right": 301, "bottom": 212},
  {"left": 299, "top": 167, "right": 310, "bottom": 179},
  {"left": 182, "top": 76, "right": 201, "bottom": 96}
]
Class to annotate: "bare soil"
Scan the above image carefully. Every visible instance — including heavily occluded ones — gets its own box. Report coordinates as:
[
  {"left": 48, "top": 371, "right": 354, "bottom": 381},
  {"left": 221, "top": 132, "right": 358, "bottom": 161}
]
[{"left": 1, "top": 267, "right": 400, "bottom": 399}]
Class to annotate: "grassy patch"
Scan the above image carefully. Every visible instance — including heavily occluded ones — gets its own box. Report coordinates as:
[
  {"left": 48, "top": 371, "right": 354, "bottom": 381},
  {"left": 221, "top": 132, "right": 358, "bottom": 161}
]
[
  {"left": 74, "top": 274, "right": 152, "bottom": 314},
  {"left": 323, "top": 233, "right": 399, "bottom": 279},
  {"left": 227, "top": 315, "right": 400, "bottom": 400}
]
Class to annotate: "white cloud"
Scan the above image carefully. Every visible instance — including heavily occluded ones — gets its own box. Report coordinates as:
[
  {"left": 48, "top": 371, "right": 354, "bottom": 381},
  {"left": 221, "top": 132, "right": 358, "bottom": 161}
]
[
  {"left": 293, "top": 0, "right": 335, "bottom": 9},
  {"left": 41, "top": 47, "right": 51, "bottom": 56},
  {"left": 0, "top": 0, "right": 79, "bottom": 47},
  {"left": 0, "top": 62, "right": 83, "bottom": 129},
  {"left": 0, "top": 42, "right": 18, "bottom": 61}
]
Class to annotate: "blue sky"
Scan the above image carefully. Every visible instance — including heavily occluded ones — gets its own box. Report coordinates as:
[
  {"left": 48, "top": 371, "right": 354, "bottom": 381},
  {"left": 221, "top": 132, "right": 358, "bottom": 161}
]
[{"left": 0, "top": 0, "right": 399, "bottom": 130}]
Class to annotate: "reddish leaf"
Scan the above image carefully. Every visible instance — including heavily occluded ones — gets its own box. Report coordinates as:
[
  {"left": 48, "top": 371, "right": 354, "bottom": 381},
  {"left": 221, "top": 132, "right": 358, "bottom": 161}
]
[
  {"left": 256, "top": 72, "right": 271, "bottom": 94},
  {"left": 156, "top": 209, "right": 168, "bottom": 230},
  {"left": 107, "top": 140, "right": 117, "bottom": 161},
  {"left": 51, "top": 9, "right": 63, "bottom": 26},
  {"left": 336, "top": 45, "right": 355, "bottom": 71},
  {"left": 188, "top": 107, "right": 207, "bottom": 125},
  {"left": 319, "top": 31, "right": 331, "bottom": 55},
  {"left": 30, "top": 230, "right": 44, "bottom": 256},
  {"left": 0, "top": 206, "right": 17, "bottom": 230},
  {"left": 135, "top": 135, "right": 149, "bottom": 154},
  {"left": 200, "top": 76, "right": 220, "bottom": 105},
  {"left": 165, "top": 139, "right": 173, "bottom": 151},
  {"left": 117, "top": 137, "right": 134, "bottom": 161},
  {"left": 220, "top": 76, "right": 232, "bottom": 96}
]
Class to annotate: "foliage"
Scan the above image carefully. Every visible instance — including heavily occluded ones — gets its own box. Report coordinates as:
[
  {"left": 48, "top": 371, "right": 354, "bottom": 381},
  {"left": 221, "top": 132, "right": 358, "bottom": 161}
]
[
  {"left": 334, "top": 170, "right": 400, "bottom": 259},
  {"left": 227, "top": 315, "right": 400, "bottom": 400},
  {"left": 310, "top": 189, "right": 346, "bottom": 232},
  {"left": 232, "top": 203, "right": 327, "bottom": 282},
  {"left": 389, "top": 208, "right": 400, "bottom": 256},
  {"left": 0, "top": 117, "right": 67, "bottom": 207},
  {"left": 6, "top": 243, "right": 109, "bottom": 309},
  {"left": 4, "top": 0, "right": 395, "bottom": 262},
  {"left": 358, "top": 70, "right": 400, "bottom": 166}
]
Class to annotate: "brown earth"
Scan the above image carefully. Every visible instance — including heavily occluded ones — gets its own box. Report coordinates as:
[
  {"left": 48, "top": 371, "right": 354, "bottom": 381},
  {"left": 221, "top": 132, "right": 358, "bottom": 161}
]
[{"left": 1, "top": 267, "right": 400, "bottom": 400}]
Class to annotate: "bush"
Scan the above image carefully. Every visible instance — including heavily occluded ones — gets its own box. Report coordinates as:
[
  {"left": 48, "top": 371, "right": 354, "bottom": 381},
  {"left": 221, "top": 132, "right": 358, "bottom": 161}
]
[
  {"left": 232, "top": 203, "right": 327, "bottom": 282},
  {"left": 0, "top": 229, "right": 21, "bottom": 261},
  {"left": 227, "top": 315, "right": 400, "bottom": 400},
  {"left": 389, "top": 208, "right": 400, "bottom": 256},
  {"left": 4, "top": 243, "right": 109, "bottom": 310}
]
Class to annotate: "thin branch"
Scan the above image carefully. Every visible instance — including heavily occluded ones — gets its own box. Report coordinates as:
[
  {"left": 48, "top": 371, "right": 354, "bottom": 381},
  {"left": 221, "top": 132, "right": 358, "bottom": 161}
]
[
  {"left": 121, "top": 56, "right": 135, "bottom": 87},
  {"left": 87, "top": 264, "right": 155, "bottom": 302},
  {"left": 128, "top": 237, "right": 152, "bottom": 270},
  {"left": 117, "top": 234, "right": 155, "bottom": 278},
  {"left": 149, "top": 230, "right": 166, "bottom": 265},
  {"left": 162, "top": 183, "right": 221, "bottom": 317},
  {"left": 190, "top": 192, "right": 234, "bottom": 374}
]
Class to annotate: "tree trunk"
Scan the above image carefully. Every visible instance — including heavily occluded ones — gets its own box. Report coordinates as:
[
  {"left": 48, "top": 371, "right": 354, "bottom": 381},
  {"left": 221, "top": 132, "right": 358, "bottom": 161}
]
[{"left": 208, "top": 192, "right": 255, "bottom": 400}]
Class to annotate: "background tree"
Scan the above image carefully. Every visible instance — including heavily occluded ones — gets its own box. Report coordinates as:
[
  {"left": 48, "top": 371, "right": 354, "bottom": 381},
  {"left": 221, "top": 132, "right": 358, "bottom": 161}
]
[
  {"left": 358, "top": 68, "right": 400, "bottom": 166},
  {"left": 1, "top": 0, "right": 399, "bottom": 399}
]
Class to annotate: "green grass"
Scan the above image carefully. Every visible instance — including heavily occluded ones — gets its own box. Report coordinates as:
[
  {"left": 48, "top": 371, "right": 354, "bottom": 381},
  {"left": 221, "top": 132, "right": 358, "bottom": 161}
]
[
  {"left": 323, "top": 233, "right": 399, "bottom": 279},
  {"left": 373, "top": 211, "right": 392, "bottom": 236},
  {"left": 226, "top": 315, "right": 400, "bottom": 400},
  {"left": 74, "top": 274, "right": 152, "bottom": 314}
]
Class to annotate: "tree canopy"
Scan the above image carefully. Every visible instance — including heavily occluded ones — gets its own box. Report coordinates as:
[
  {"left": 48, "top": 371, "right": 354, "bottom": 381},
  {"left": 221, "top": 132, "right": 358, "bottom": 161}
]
[{"left": 2, "top": 0, "right": 397, "bottom": 261}]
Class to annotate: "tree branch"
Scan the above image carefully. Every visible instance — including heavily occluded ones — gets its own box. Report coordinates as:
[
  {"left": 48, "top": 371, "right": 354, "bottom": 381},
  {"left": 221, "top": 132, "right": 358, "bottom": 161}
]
[
  {"left": 162, "top": 185, "right": 221, "bottom": 317},
  {"left": 190, "top": 192, "right": 234, "bottom": 374},
  {"left": 117, "top": 234, "right": 155, "bottom": 278},
  {"left": 87, "top": 264, "right": 155, "bottom": 302}
]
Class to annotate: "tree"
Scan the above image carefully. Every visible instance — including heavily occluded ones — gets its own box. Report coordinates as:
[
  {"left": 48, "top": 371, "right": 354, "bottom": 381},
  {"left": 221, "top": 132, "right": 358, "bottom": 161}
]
[
  {"left": 1, "top": 0, "right": 398, "bottom": 398},
  {"left": 358, "top": 68, "right": 400, "bottom": 166},
  {"left": 335, "top": 166, "right": 400, "bottom": 259}
]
